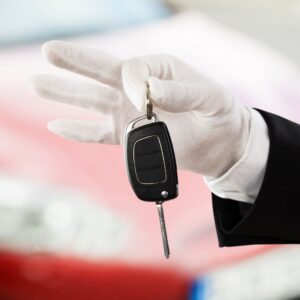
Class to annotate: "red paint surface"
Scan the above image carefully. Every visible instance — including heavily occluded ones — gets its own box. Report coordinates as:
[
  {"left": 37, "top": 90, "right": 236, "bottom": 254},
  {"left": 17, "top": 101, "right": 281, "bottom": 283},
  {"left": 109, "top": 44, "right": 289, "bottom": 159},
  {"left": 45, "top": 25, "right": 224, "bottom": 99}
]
[{"left": 0, "top": 250, "right": 191, "bottom": 300}]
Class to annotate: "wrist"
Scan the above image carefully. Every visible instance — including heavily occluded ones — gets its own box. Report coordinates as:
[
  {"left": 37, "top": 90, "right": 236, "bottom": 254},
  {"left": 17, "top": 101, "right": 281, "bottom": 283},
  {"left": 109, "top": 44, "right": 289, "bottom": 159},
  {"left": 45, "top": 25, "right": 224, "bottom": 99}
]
[
  {"left": 204, "top": 108, "right": 270, "bottom": 203},
  {"left": 206, "top": 105, "right": 252, "bottom": 178},
  {"left": 220, "top": 106, "right": 252, "bottom": 176}
]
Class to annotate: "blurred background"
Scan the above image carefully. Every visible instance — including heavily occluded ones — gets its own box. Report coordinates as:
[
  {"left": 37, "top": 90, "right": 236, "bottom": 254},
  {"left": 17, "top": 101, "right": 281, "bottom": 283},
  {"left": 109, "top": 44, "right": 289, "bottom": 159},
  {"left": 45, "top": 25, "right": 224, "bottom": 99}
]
[{"left": 0, "top": 1, "right": 300, "bottom": 299}]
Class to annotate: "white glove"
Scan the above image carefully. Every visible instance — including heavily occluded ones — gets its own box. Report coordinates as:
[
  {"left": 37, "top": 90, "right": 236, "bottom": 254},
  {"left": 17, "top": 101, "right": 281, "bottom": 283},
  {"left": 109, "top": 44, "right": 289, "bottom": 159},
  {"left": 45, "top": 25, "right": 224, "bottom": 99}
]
[{"left": 31, "top": 40, "right": 251, "bottom": 178}]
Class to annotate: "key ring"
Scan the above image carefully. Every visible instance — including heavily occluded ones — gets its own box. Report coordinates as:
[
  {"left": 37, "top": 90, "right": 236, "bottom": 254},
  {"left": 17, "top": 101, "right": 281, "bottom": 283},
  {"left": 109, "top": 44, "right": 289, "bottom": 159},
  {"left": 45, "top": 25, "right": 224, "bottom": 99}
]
[{"left": 145, "top": 82, "right": 153, "bottom": 120}]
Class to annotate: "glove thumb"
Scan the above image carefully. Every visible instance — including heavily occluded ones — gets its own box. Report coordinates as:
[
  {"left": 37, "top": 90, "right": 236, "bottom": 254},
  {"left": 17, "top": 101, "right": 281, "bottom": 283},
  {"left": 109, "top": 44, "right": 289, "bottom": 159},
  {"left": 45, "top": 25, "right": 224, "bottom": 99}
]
[
  {"left": 148, "top": 76, "right": 204, "bottom": 113},
  {"left": 122, "top": 56, "right": 203, "bottom": 113}
]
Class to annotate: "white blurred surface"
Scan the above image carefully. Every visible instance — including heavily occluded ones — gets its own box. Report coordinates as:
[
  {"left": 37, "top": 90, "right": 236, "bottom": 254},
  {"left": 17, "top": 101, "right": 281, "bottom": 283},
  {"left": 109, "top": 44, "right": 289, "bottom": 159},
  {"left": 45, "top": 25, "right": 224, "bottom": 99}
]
[
  {"left": 0, "top": 173, "right": 129, "bottom": 258},
  {"left": 166, "top": 0, "right": 300, "bottom": 66},
  {"left": 195, "top": 245, "right": 300, "bottom": 300}
]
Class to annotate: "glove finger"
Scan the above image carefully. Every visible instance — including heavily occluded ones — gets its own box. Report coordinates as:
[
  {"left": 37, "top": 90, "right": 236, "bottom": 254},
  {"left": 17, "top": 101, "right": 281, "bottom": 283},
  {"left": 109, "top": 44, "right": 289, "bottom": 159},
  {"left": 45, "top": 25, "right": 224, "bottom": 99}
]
[
  {"left": 30, "top": 74, "right": 121, "bottom": 116},
  {"left": 47, "top": 119, "right": 117, "bottom": 144},
  {"left": 122, "top": 57, "right": 149, "bottom": 111},
  {"left": 42, "top": 40, "right": 122, "bottom": 87},
  {"left": 122, "top": 55, "right": 200, "bottom": 112}
]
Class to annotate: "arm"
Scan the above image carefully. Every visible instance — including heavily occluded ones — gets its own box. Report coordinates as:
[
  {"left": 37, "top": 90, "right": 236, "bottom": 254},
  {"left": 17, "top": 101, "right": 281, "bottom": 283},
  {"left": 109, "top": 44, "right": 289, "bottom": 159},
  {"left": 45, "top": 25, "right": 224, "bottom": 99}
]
[{"left": 212, "top": 109, "right": 300, "bottom": 246}]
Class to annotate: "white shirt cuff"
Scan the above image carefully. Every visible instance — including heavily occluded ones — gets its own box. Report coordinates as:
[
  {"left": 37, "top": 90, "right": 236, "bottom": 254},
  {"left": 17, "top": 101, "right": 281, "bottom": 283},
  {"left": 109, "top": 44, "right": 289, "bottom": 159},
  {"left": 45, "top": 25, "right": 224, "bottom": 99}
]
[{"left": 204, "top": 108, "right": 270, "bottom": 204}]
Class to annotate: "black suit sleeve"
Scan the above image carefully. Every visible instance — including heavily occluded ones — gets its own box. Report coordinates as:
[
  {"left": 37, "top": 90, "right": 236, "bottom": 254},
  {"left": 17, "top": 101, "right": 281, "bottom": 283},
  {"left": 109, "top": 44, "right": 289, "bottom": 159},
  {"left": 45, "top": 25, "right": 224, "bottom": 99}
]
[{"left": 212, "top": 108, "right": 300, "bottom": 247}]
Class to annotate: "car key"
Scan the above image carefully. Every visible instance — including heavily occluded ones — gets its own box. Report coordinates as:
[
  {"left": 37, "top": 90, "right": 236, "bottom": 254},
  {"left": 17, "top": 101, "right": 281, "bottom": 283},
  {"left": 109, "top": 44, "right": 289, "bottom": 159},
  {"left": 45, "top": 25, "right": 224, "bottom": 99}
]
[{"left": 124, "top": 85, "right": 178, "bottom": 258}]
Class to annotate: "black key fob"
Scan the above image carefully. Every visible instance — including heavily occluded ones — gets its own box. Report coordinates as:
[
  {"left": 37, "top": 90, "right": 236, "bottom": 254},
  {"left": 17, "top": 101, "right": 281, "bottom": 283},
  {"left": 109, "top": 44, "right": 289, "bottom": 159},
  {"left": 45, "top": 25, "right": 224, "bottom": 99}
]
[{"left": 125, "top": 114, "right": 178, "bottom": 202}]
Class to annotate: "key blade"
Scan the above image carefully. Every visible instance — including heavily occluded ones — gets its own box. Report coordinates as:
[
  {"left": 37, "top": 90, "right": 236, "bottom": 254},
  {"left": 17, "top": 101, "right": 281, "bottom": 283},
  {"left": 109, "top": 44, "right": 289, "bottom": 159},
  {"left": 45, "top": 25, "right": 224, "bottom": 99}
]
[{"left": 156, "top": 202, "right": 170, "bottom": 259}]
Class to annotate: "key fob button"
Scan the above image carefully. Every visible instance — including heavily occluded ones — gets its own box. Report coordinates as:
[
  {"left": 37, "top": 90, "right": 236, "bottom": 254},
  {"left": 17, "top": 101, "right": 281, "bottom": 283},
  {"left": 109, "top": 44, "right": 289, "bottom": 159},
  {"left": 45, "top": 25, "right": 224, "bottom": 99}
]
[{"left": 134, "top": 135, "right": 166, "bottom": 184}]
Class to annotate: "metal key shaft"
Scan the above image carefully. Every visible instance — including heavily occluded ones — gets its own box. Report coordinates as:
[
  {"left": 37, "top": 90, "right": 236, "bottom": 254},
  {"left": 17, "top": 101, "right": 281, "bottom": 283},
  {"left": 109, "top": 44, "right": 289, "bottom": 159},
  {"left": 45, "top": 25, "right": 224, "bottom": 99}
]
[{"left": 156, "top": 201, "right": 170, "bottom": 259}]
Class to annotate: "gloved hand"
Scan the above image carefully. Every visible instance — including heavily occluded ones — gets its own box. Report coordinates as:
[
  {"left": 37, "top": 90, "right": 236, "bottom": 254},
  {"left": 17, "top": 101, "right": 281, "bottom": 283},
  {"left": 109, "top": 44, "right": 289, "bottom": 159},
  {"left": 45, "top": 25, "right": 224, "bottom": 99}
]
[{"left": 31, "top": 40, "right": 251, "bottom": 178}]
